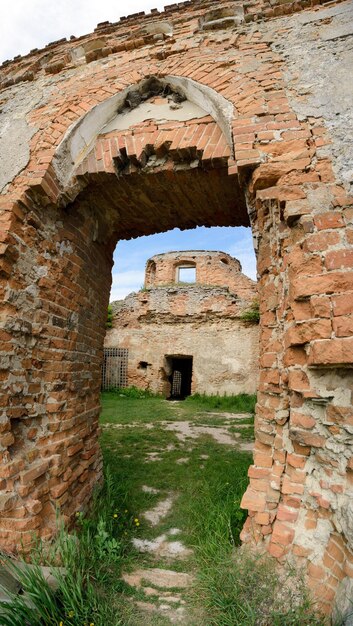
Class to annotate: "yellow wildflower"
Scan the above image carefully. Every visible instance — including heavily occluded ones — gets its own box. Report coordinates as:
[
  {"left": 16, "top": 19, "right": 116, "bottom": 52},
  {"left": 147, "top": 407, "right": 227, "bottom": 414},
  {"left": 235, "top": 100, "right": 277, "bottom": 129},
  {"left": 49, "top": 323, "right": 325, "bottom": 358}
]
[
  {"left": 68, "top": 610, "right": 74, "bottom": 618},
  {"left": 113, "top": 513, "right": 118, "bottom": 518}
]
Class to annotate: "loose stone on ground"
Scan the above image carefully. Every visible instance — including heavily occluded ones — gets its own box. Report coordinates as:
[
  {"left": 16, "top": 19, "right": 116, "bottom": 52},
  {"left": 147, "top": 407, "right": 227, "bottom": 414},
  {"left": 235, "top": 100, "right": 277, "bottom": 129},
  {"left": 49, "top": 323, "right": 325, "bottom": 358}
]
[
  {"left": 121, "top": 404, "right": 254, "bottom": 622},
  {"left": 142, "top": 485, "right": 160, "bottom": 494},
  {"left": 143, "top": 495, "right": 176, "bottom": 526},
  {"left": 122, "top": 567, "right": 194, "bottom": 589},
  {"left": 132, "top": 534, "right": 192, "bottom": 559}
]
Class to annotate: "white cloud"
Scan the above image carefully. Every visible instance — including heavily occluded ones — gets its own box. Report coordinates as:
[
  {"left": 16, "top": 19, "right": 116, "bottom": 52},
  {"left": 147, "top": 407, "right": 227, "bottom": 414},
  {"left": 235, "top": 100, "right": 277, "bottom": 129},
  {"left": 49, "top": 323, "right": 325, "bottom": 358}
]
[
  {"left": 1, "top": 0, "right": 166, "bottom": 62},
  {"left": 228, "top": 237, "right": 257, "bottom": 281},
  {"left": 111, "top": 269, "right": 145, "bottom": 286},
  {"left": 110, "top": 227, "right": 257, "bottom": 302},
  {"left": 110, "top": 285, "right": 138, "bottom": 301},
  {"left": 110, "top": 269, "right": 145, "bottom": 301}
]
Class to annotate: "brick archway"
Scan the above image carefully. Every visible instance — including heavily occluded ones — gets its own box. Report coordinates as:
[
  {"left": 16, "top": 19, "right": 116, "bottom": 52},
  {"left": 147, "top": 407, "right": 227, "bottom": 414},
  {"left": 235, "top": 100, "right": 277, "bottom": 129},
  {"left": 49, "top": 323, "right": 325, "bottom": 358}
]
[{"left": 1, "top": 0, "right": 353, "bottom": 615}]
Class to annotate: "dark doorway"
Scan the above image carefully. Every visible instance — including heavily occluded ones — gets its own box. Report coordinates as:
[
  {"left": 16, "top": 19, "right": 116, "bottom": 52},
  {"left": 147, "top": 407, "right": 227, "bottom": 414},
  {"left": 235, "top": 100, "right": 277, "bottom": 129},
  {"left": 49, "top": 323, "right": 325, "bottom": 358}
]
[{"left": 167, "top": 356, "right": 193, "bottom": 399}]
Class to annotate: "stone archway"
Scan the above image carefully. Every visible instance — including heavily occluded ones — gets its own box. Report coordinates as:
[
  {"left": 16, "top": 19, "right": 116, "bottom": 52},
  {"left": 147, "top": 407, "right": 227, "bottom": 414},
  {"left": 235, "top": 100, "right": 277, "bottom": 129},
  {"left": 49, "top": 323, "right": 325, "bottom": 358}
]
[
  {"left": 0, "top": 74, "right": 250, "bottom": 547},
  {"left": 1, "top": 0, "right": 353, "bottom": 615}
]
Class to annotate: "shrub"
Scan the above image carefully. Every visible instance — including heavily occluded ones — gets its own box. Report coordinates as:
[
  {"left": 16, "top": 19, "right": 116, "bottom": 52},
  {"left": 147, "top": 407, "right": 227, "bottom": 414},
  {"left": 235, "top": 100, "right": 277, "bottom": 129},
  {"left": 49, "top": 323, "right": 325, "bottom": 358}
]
[
  {"left": 104, "top": 385, "right": 158, "bottom": 399},
  {"left": 106, "top": 305, "right": 113, "bottom": 329},
  {"left": 240, "top": 298, "right": 260, "bottom": 323}
]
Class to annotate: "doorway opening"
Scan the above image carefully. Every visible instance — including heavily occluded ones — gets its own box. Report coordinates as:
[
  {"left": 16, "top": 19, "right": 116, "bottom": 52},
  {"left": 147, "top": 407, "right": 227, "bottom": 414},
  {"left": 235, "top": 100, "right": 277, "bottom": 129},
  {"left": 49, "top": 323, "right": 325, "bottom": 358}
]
[
  {"left": 4, "top": 72, "right": 260, "bottom": 554},
  {"left": 166, "top": 355, "right": 193, "bottom": 399}
]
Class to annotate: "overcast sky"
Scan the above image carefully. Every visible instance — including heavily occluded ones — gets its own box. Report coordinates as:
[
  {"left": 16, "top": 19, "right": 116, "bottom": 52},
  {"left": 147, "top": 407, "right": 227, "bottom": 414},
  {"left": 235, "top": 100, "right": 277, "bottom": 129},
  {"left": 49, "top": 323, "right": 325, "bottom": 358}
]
[
  {"left": 1, "top": 0, "right": 257, "bottom": 299},
  {"left": 1, "top": 0, "right": 166, "bottom": 62}
]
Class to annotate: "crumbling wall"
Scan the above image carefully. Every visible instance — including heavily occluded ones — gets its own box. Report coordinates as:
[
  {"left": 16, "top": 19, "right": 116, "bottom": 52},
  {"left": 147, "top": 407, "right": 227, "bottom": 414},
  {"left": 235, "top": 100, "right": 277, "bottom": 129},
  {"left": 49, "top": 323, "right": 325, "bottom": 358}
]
[
  {"left": 105, "top": 255, "right": 259, "bottom": 395},
  {"left": 144, "top": 250, "right": 256, "bottom": 300},
  {"left": 106, "top": 315, "right": 259, "bottom": 395},
  {"left": 0, "top": 0, "right": 352, "bottom": 616}
]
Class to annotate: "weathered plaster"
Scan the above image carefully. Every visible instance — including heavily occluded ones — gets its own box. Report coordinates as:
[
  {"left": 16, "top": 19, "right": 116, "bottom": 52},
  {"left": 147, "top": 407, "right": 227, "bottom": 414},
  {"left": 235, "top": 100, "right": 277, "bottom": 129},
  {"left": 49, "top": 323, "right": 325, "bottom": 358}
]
[
  {"left": 102, "top": 99, "right": 209, "bottom": 133},
  {"left": 262, "top": 1, "right": 353, "bottom": 191},
  {"left": 0, "top": 82, "right": 44, "bottom": 192}
]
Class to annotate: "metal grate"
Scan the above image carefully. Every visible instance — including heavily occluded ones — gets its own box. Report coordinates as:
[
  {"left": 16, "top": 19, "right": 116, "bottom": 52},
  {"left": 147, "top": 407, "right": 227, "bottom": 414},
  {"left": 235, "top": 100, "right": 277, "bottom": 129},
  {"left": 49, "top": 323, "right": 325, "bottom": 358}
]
[
  {"left": 102, "top": 348, "right": 128, "bottom": 390},
  {"left": 171, "top": 370, "right": 182, "bottom": 396}
]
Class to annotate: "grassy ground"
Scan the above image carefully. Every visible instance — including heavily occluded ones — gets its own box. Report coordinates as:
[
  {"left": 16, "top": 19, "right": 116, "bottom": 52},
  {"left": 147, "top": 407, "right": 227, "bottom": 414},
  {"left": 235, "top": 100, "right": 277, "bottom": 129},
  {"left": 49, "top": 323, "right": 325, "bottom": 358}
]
[
  {"left": 98, "top": 391, "right": 324, "bottom": 625},
  {"left": 100, "top": 390, "right": 252, "bottom": 551},
  {"left": 99, "top": 391, "right": 254, "bottom": 623},
  {"left": 0, "top": 391, "right": 326, "bottom": 625}
]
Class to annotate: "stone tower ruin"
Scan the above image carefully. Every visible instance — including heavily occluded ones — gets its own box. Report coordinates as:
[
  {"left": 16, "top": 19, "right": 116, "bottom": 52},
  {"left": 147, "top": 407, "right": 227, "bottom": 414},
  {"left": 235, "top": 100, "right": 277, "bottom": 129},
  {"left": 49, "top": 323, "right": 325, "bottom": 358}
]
[
  {"left": 104, "top": 250, "right": 259, "bottom": 396},
  {"left": 0, "top": 0, "right": 352, "bottom": 616}
]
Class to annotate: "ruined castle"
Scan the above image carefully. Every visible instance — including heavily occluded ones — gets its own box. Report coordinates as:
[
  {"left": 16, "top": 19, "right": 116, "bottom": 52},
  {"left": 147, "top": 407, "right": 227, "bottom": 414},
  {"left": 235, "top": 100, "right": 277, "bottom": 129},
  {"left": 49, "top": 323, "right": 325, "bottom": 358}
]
[
  {"left": 0, "top": 0, "right": 353, "bottom": 616},
  {"left": 104, "top": 250, "right": 259, "bottom": 396}
]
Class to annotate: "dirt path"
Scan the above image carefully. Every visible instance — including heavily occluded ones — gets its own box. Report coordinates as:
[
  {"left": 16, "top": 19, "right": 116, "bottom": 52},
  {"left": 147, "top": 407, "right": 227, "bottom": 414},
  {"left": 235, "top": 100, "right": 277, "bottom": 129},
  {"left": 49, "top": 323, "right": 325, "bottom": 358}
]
[{"left": 102, "top": 402, "right": 254, "bottom": 625}]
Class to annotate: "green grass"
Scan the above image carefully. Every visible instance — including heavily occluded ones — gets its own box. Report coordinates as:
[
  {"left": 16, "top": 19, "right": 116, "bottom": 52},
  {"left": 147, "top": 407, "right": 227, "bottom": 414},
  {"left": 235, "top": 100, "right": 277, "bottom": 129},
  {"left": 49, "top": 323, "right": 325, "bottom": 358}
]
[
  {"left": 101, "top": 391, "right": 170, "bottom": 425},
  {"left": 1, "top": 391, "right": 326, "bottom": 625},
  {"left": 0, "top": 473, "right": 126, "bottom": 626},
  {"left": 99, "top": 392, "right": 324, "bottom": 624},
  {"left": 103, "top": 386, "right": 159, "bottom": 399},
  {"left": 190, "top": 545, "right": 326, "bottom": 626},
  {"left": 184, "top": 392, "right": 256, "bottom": 414},
  {"left": 229, "top": 425, "right": 255, "bottom": 441}
]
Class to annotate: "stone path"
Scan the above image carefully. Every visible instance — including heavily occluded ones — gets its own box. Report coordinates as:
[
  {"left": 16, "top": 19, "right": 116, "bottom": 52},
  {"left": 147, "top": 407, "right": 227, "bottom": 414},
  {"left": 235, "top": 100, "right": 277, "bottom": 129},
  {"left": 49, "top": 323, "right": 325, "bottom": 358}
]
[
  {"left": 164, "top": 420, "right": 240, "bottom": 445},
  {"left": 0, "top": 406, "right": 253, "bottom": 624},
  {"left": 102, "top": 414, "right": 254, "bottom": 454},
  {"left": 143, "top": 495, "right": 176, "bottom": 526},
  {"left": 118, "top": 409, "right": 254, "bottom": 624},
  {"left": 124, "top": 482, "right": 195, "bottom": 624}
]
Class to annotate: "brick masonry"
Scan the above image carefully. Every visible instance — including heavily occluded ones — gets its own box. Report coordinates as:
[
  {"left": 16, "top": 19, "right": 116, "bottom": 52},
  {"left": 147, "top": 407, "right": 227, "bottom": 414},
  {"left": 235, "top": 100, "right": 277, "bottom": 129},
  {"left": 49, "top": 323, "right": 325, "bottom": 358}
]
[
  {"left": 0, "top": 0, "right": 353, "bottom": 616},
  {"left": 105, "top": 250, "right": 259, "bottom": 396}
]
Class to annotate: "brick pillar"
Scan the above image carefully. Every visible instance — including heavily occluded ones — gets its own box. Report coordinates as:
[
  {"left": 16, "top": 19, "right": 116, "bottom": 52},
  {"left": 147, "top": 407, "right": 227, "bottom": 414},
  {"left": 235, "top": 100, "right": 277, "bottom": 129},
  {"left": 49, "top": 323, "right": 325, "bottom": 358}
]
[
  {"left": 0, "top": 194, "right": 114, "bottom": 550},
  {"left": 241, "top": 172, "right": 353, "bottom": 614},
  {"left": 241, "top": 196, "right": 291, "bottom": 541}
]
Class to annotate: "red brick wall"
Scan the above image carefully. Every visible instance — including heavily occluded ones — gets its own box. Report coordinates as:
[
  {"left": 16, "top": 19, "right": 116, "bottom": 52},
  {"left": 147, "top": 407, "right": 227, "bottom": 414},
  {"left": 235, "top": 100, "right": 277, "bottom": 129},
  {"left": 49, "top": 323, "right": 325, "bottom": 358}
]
[
  {"left": 0, "top": 196, "right": 114, "bottom": 549},
  {"left": 0, "top": 0, "right": 352, "bottom": 614},
  {"left": 144, "top": 251, "right": 256, "bottom": 301}
]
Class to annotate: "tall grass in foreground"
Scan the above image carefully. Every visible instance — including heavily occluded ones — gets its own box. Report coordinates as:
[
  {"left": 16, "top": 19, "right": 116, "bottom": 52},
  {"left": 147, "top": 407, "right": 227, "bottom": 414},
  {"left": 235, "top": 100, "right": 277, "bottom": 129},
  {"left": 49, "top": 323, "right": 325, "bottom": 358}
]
[
  {"left": 186, "top": 461, "right": 325, "bottom": 626},
  {"left": 0, "top": 471, "right": 124, "bottom": 626},
  {"left": 193, "top": 545, "right": 327, "bottom": 626},
  {"left": 0, "top": 394, "right": 331, "bottom": 625}
]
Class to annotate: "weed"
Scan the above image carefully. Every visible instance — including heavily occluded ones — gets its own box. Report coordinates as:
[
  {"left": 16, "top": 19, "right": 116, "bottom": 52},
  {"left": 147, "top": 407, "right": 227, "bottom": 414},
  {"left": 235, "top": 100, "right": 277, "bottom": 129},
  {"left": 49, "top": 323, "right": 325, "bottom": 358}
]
[
  {"left": 106, "top": 304, "right": 113, "bottom": 329},
  {"left": 240, "top": 298, "right": 260, "bottom": 324},
  {"left": 103, "top": 386, "right": 159, "bottom": 399},
  {"left": 0, "top": 469, "right": 126, "bottom": 625},
  {"left": 0, "top": 394, "right": 325, "bottom": 625},
  {"left": 93, "top": 518, "right": 121, "bottom": 562},
  {"left": 192, "top": 546, "right": 326, "bottom": 625},
  {"left": 99, "top": 393, "right": 324, "bottom": 625}
]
